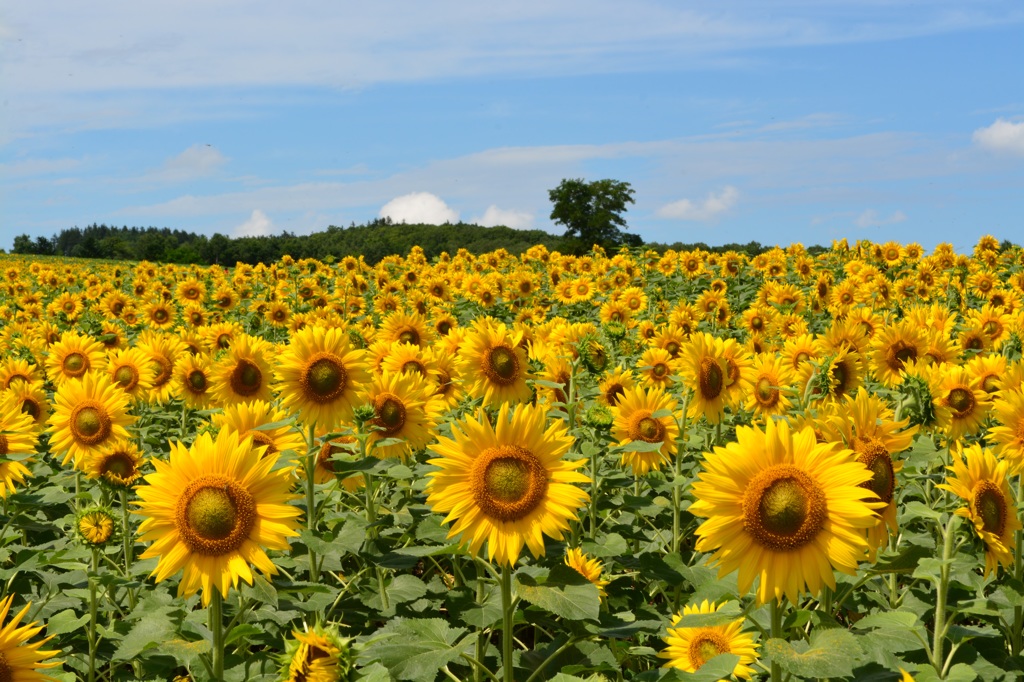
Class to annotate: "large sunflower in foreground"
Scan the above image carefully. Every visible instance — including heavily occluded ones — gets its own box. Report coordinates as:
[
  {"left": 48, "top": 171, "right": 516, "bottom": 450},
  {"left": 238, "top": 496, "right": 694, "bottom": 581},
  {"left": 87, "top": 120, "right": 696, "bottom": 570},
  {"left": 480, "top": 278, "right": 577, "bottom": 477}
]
[
  {"left": 0, "top": 594, "right": 62, "bottom": 681},
  {"left": 425, "top": 402, "right": 589, "bottom": 566},
  {"left": 939, "top": 444, "right": 1021, "bottom": 577},
  {"left": 611, "top": 385, "right": 680, "bottom": 476},
  {"left": 689, "top": 419, "right": 882, "bottom": 604},
  {"left": 456, "top": 318, "right": 532, "bottom": 407},
  {"left": 659, "top": 600, "right": 759, "bottom": 678},
  {"left": 135, "top": 429, "right": 302, "bottom": 605},
  {"left": 47, "top": 373, "right": 135, "bottom": 468},
  {"left": 276, "top": 326, "right": 371, "bottom": 430}
]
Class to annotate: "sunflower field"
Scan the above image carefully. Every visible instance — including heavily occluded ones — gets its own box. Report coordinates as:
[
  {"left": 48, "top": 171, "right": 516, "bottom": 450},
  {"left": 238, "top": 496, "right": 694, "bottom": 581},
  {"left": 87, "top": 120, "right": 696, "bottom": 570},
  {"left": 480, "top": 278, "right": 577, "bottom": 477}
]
[{"left": 0, "top": 236, "right": 1023, "bottom": 682}]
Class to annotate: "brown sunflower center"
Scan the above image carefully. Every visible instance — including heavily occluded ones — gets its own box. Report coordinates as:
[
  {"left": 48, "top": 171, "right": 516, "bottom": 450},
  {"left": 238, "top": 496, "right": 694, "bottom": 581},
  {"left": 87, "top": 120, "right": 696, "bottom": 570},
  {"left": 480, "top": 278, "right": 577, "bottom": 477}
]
[
  {"left": 605, "top": 383, "right": 625, "bottom": 406},
  {"left": 651, "top": 362, "right": 668, "bottom": 379},
  {"left": 303, "top": 354, "right": 347, "bottom": 403},
  {"left": 688, "top": 630, "right": 732, "bottom": 670},
  {"left": 984, "top": 320, "right": 1002, "bottom": 337},
  {"left": 484, "top": 345, "right": 519, "bottom": 385},
  {"left": 889, "top": 341, "right": 917, "bottom": 370},
  {"left": 102, "top": 452, "right": 137, "bottom": 479},
  {"left": 153, "top": 308, "right": 168, "bottom": 322},
  {"left": 398, "top": 329, "right": 420, "bottom": 346},
  {"left": 947, "top": 387, "right": 974, "bottom": 416},
  {"left": 21, "top": 398, "right": 40, "bottom": 419},
  {"left": 471, "top": 445, "right": 549, "bottom": 522},
  {"left": 627, "top": 411, "right": 665, "bottom": 443},
  {"left": 176, "top": 476, "right": 256, "bottom": 555},
  {"left": 831, "top": 360, "right": 852, "bottom": 396},
  {"left": 247, "top": 431, "right": 277, "bottom": 455},
  {"left": 965, "top": 334, "right": 984, "bottom": 351},
  {"left": 698, "top": 358, "right": 724, "bottom": 400},
  {"left": 755, "top": 376, "right": 778, "bottom": 407},
  {"left": 230, "top": 360, "right": 263, "bottom": 396},
  {"left": 114, "top": 365, "right": 139, "bottom": 390},
  {"left": 981, "top": 374, "right": 1000, "bottom": 393},
  {"left": 187, "top": 370, "right": 208, "bottom": 392},
  {"left": 855, "top": 440, "right": 895, "bottom": 504},
  {"left": 374, "top": 395, "right": 406, "bottom": 435},
  {"left": 0, "top": 435, "right": 7, "bottom": 456},
  {"left": 71, "top": 403, "right": 112, "bottom": 445},
  {"left": 436, "top": 320, "right": 452, "bottom": 335},
  {"left": 63, "top": 352, "right": 88, "bottom": 376},
  {"left": 795, "top": 351, "right": 810, "bottom": 365},
  {"left": 151, "top": 356, "right": 173, "bottom": 388},
  {"left": 974, "top": 480, "right": 1007, "bottom": 536},
  {"left": 402, "top": 360, "right": 426, "bottom": 375},
  {"left": 744, "top": 465, "right": 827, "bottom": 551}
]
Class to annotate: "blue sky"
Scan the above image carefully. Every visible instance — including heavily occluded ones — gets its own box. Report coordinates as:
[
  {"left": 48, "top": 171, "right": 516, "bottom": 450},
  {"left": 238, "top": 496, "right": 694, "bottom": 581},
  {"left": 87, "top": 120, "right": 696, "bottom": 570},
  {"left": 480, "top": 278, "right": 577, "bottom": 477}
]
[{"left": 2, "top": 1, "right": 1023, "bottom": 252}]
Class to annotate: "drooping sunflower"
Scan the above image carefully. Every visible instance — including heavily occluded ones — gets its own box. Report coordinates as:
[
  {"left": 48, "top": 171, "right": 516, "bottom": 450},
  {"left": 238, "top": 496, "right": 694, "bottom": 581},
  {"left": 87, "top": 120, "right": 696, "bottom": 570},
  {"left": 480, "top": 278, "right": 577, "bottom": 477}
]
[
  {"left": 135, "top": 429, "right": 302, "bottom": 605},
  {"left": 0, "top": 397, "right": 38, "bottom": 497},
  {"left": 279, "top": 624, "right": 353, "bottom": 682},
  {"left": 213, "top": 400, "right": 306, "bottom": 463},
  {"left": 48, "top": 373, "right": 135, "bottom": 468},
  {"left": 362, "top": 371, "right": 440, "bottom": 460},
  {"left": 0, "top": 594, "right": 63, "bottom": 681},
  {"left": 659, "top": 600, "right": 759, "bottom": 679},
  {"left": 689, "top": 419, "right": 882, "bottom": 604},
  {"left": 44, "top": 331, "right": 105, "bottom": 386},
  {"left": 565, "top": 548, "right": 609, "bottom": 598},
  {"left": 84, "top": 439, "right": 145, "bottom": 489},
  {"left": 679, "top": 333, "right": 732, "bottom": 425},
  {"left": 276, "top": 326, "right": 371, "bottom": 430},
  {"left": 823, "top": 388, "right": 918, "bottom": 560},
  {"left": 611, "top": 385, "right": 680, "bottom": 476},
  {"left": 428, "top": 352, "right": 463, "bottom": 409},
  {"left": 933, "top": 366, "right": 990, "bottom": 442},
  {"left": 104, "top": 347, "right": 155, "bottom": 402},
  {"left": 456, "top": 318, "right": 533, "bottom": 407},
  {"left": 938, "top": 444, "right": 1022, "bottom": 577},
  {"left": 425, "top": 402, "right": 590, "bottom": 566},
  {"left": 990, "top": 390, "right": 1024, "bottom": 474},
  {"left": 798, "top": 346, "right": 864, "bottom": 404},
  {"left": 210, "top": 334, "right": 276, "bottom": 406}
]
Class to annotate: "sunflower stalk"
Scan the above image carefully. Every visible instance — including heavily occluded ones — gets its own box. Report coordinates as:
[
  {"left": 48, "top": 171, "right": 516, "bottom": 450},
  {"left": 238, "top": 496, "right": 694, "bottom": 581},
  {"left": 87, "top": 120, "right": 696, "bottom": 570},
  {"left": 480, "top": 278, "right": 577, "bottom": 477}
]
[
  {"left": 770, "top": 598, "right": 784, "bottom": 682},
  {"left": 87, "top": 547, "right": 100, "bottom": 682},
  {"left": 304, "top": 422, "right": 319, "bottom": 583},
  {"left": 931, "top": 514, "right": 960, "bottom": 675},
  {"left": 209, "top": 590, "right": 225, "bottom": 681},
  {"left": 500, "top": 563, "right": 515, "bottom": 682},
  {"left": 360, "top": 434, "right": 389, "bottom": 610},
  {"left": 1013, "top": 477, "right": 1024, "bottom": 655},
  {"left": 671, "top": 393, "right": 690, "bottom": 556},
  {"left": 119, "top": 488, "right": 137, "bottom": 611}
]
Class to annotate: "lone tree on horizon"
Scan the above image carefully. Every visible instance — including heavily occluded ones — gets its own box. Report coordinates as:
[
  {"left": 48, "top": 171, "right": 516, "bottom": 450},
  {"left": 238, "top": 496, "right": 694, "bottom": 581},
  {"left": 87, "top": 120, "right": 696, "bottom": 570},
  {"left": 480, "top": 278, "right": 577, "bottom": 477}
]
[{"left": 548, "top": 178, "right": 639, "bottom": 253}]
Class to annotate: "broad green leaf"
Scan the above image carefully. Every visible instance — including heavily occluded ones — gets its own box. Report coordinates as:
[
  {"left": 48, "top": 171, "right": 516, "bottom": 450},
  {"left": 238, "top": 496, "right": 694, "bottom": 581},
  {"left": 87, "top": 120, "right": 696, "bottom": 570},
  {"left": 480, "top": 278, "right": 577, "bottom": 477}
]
[
  {"left": 516, "top": 564, "right": 601, "bottom": 621},
  {"left": 764, "top": 629, "right": 862, "bottom": 679},
  {"left": 113, "top": 614, "right": 176, "bottom": 661},
  {"left": 362, "top": 618, "right": 467, "bottom": 681}
]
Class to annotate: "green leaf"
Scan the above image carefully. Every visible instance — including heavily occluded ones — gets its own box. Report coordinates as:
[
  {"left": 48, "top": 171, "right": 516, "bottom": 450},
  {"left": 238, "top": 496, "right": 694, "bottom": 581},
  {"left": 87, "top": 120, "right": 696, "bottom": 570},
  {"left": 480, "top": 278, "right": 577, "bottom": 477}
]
[
  {"left": 45, "top": 609, "right": 90, "bottom": 635},
  {"left": 161, "top": 638, "right": 211, "bottom": 667},
  {"left": 113, "top": 614, "right": 176, "bottom": 661},
  {"left": 362, "top": 618, "right": 467, "bottom": 681},
  {"left": 225, "top": 623, "right": 263, "bottom": 646},
  {"left": 614, "top": 439, "right": 666, "bottom": 453},
  {"left": 764, "top": 629, "right": 862, "bottom": 679},
  {"left": 516, "top": 564, "right": 601, "bottom": 621}
]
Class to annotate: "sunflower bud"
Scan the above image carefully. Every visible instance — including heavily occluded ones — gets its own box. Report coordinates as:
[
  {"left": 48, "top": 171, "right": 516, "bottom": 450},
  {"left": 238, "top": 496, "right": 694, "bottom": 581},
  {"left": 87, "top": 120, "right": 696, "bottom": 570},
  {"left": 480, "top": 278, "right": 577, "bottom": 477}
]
[
  {"left": 75, "top": 506, "right": 118, "bottom": 547},
  {"left": 584, "top": 404, "right": 614, "bottom": 430}
]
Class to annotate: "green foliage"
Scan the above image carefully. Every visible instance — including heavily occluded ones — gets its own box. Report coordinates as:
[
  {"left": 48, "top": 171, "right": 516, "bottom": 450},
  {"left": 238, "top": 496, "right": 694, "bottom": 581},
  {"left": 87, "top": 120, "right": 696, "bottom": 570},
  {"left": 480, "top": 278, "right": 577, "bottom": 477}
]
[{"left": 548, "top": 178, "right": 638, "bottom": 253}]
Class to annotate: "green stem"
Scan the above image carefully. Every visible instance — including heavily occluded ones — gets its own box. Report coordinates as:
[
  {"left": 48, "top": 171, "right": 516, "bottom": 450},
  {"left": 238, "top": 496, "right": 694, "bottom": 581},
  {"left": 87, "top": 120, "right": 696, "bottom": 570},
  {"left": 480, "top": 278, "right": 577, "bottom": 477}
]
[
  {"left": 501, "top": 563, "right": 515, "bottom": 682},
  {"left": 588, "top": 442, "right": 600, "bottom": 540},
  {"left": 932, "top": 514, "right": 958, "bottom": 675},
  {"left": 475, "top": 559, "right": 489, "bottom": 682},
  {"left": 88, "top": 548, "right": 99, "bottom": 682},
  {"left": 119, "top": 489, "right": 137, "bottom": 611},
  {"left": 210, "top": 589, "right": 225, "bottom": 681},
  {"left": 304, "top": 423, "right": 318, "bottom": 583},
  {"left": 671, "top": 394, "right": 690, "bottom": 556},
  {"left": 1014, "top": 478, "right": 1024, "bottom": 655},
  {"left": 770, "top": 598, "right": 783, "bottom": 682}
]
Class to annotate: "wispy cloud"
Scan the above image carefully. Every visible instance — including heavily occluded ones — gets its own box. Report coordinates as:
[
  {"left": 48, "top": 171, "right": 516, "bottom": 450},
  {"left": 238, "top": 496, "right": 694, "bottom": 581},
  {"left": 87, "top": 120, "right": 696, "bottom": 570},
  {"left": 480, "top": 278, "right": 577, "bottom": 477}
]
[
  {"left": 0, "top": 157, "right": 81, "bottom": 179},
  {"left": 148, "top": 144, "right": 228, "bottom": 183},
  {"left": 657, "top": 186, "right": 739, "bottom": 221},
  {"left": 973, "top": 118, "right": 1024, "bottom": 156},
  {"left": 854, "top": 209, "right": 907, "bottom": 228}
]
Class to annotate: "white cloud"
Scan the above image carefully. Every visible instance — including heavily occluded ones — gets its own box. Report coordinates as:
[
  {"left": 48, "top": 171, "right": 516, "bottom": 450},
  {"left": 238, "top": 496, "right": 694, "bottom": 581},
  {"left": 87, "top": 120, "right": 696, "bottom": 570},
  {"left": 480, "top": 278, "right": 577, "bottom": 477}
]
[
  {"left": 854, "top": 209, "right": 906, "bottom": 228},
  {"left": 379, "top": 192, "right": 459, "bottom": 224},
  {"left": 233, "top": 209, "right": 273, "bottom": 237},
  {"left": 151, "top": 144, "right": 227, "bottom": 182},
  {"left": 474, "top": 205, "right": 534, "bottom": 230},
  {"left": 657, "top": 186, "right": 739, "bottom": 221},
  {"left": 973, "top": 118, "right": 1024, "bottom": 156}
]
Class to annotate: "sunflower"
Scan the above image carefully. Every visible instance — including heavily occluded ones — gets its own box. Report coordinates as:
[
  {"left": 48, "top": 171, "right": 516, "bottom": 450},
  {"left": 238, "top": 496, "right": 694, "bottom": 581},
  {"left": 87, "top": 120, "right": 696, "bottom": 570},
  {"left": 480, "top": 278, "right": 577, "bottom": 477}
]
[
  {"left": 44, "top": 331, "right": 105, "bottom": 386},
  {"left": 456, "top": 318, "right": 533, "bottom": 407},
  {"left": 679, "top": 333, "right": 732, "bottom": 425},
  {"left": 967, "top": 354, "right": 1006, "bottom": 395},
  {"left": 213, "top": 400, "right": 306, "bottom": 463},
  {"left": 0, "top": 397, "right": 38, "bottom": 497},
  {"left": 76, "top": 506, "right": 117, "bottom": 546},
  {"left": 781, "top": 334, "right": 821, "bottom": 372},
  {"left": 48, "top": 373, "right": 135, "bottom": 468},
  {"left": 933, "top": 366, "right": 990, "bottom": 442},
  {"left": 565, "top": 548, "right": 609, "bottom": 598},
  {"left": 84, "top": 439, "right": 145, "bottom": 489},
  {"left": 380, "top": 342, "right": 436, "bottom": 378},
  {"left": 938, "top": 444, "right": 1022, "bottom": 577},
  {"left": 869, "top": 322, "right": 925, "bottom": 387},
  {"left": 637, "top": 347, "right": 677, "bottom": 389},
  {"left": 745, "top": 353, "right": 795, "bottom": 418},
  {"left": 611, "top": 385, "right": 680, "bottom": 476},
  {"left": 0, "top": 357, "right": 42, "bottom": 390},
  {"left": 599, "top": 366, "right": 635, "bottom": 408},
  {"left": 210, "top": 334, "right": 276, "bottom": 406},
  {"left": 308, "top": 433, "right": 364, "bottom": 488},
  {"left": 659, "top": 600, "right": 759, "bottom": 679},
  {"left": 276, "top": 326, "right": 371, "bottom": 430},
  {"left": 137, "top": 331, "right": 186, "bottom": 404},
  {"left": 142, "top": 300, "right": 177, "bottom": 329},
  {"left": 362, "top": 371, "right": 440, "bottom": 460},
  {"left": 280, "top": 624, "right": 353, "bottom": 682},
  {"left": 689, "top": 419, "right": 882, "bottom": 604},
  {"left": 990, "top": 390, "right": 1024, "bottom": 474},
  {"left": 0, "top": 595, "right": 62, "bottom": 681},
  {"left": 171, "top": 352, "right": 216, "bottom": 409},
  {"left": 380, "top": 311, "right": 432, "bottom": 348},
  {"left": 428, "top": 352, "right": 463, "bottom": 409},
  {"left": 799, "top": 347, "right": 864, "bottom": 404},
  {"left": 201, "top": 322, "right": 244, "bottom": 352},
  {"left": 135, "top": 429, "right": 302, "bottom": 605},
  {"left": 104, "top": 347, "right": 155, "bottom": 402},
  {"left": 3, "top": 381, "right": 50, "bottom": 432},
  {"left": 823, "top": 389, "right": 918, "bottom": 560},
  {"left": 425, "top": 402, "right": 589, "bottom": 566}
]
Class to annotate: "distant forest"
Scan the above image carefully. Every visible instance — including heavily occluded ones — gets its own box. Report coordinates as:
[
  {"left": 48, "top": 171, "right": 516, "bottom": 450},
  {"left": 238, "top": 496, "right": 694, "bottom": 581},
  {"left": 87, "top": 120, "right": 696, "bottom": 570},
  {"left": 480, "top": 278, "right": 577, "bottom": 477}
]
[{"left": 10, "top": 220, "right": 785, "bottom": 265}]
